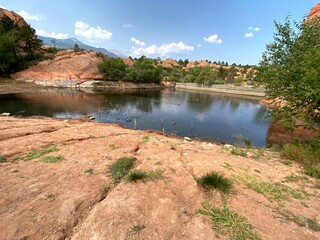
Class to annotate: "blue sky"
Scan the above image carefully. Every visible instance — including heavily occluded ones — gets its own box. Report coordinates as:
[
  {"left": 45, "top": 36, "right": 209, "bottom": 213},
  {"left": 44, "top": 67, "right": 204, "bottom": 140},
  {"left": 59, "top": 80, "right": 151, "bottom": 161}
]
[{"left": 0, "top": 0, "right": 318, "bottom": 65}]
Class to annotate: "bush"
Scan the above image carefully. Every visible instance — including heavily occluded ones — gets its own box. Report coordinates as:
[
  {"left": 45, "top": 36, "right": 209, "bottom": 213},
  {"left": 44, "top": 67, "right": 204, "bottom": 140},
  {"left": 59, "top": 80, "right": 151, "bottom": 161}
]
[
  {"left": 281, "top": 139, "right": 320, "bottom": 179},
  {"left": 127, "top": 170, "right": 147, "bottom": 182},
  {"left": 196, "top": 171, "right": 233, "bottom": 193}
]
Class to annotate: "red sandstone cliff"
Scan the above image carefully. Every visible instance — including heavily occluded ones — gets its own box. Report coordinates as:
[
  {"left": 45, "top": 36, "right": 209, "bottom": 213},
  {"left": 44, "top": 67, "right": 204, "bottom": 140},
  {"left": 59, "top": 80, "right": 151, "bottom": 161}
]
[
  {"left": 11, "top": 50, "right": 104, "bottom": 87},
  {"left": 0, "top": 7, "right": 27, "bottom": 27},
  {"left": 307, "top": 2, "right": 320, "bottom": 21}
]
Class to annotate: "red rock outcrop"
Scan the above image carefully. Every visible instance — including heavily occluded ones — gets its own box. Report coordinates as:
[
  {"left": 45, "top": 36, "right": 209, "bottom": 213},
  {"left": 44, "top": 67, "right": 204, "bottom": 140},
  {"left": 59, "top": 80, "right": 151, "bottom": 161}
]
[
  {"left": 307, "top": 3, "right": 320, "bottom": 21},
  {"left": 160, "top": 58, "right": 179, "bottom": 68},
  {"left": 0, "top": 7, "right": 27, "bottom": 27},
  {"left": 121, "top": 57, "right": 134, "bottom": 65},
  {"left": 11, "top": 50, "right": 104, "bottom": 87}
]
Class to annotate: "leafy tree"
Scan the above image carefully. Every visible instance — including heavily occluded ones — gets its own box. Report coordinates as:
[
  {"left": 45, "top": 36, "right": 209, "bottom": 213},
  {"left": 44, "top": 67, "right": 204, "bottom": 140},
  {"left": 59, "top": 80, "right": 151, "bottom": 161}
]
[
  {"left": 256, "top": 16, "right": 320, "bottom": 126},
  {"left": 98, "top": 58, "right": 126, "bottom": 81},
  {"left": 73, "top": 43, "right": 81, "bottom": 52},
  {"left": 18, "top": 24, "right": 42, "bottom": 58}
]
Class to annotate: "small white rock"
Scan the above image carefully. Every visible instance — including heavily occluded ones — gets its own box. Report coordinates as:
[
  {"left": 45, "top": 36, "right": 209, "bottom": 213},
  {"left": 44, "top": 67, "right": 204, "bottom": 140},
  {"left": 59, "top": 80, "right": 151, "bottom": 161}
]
[
  {"left": 1, "top": 113, "right": 10, "bottom": 116},
  {"left": 184, "top": 137, "right": 191, "bottom": 141}
]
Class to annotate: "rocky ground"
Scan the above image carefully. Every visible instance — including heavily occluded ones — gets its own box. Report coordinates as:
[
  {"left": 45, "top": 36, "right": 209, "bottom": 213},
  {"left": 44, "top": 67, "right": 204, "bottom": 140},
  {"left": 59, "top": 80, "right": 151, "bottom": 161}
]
[{"left": 0, "top": 116, "right": 320, "bottom": 240}]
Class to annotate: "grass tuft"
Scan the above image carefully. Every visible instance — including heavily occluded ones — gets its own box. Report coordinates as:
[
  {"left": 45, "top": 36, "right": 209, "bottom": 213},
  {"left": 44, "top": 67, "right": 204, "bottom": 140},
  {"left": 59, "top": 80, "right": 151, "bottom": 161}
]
[
  {"left": 109, "top": 157, "right": 137, "bottom": 183},
  {"left": 128, "top": 170, "right": 147, "bottom": 182},
  {"left": 40, "top": 155, "right": 64, "bottom": 163},
  {"left": 231, "top": 148, "right": 247, "bottom": 157},
  {"left": 21, "top": 145, "right": 59, "bottom": 161},
  {"left": 236, "top": 174, "right": 308, "bottom": 202},
  {"left": 197, "top": 203, "right": 261, "bottom": 239},
  {"left": 84, "top": 168, "right": 94, "bottom": 174},
  {"left": 197, "top": 171, "right": 233, "bottom": 194},
  {"left": 0, "top": 155, "right": 7, "bottom": 163}
]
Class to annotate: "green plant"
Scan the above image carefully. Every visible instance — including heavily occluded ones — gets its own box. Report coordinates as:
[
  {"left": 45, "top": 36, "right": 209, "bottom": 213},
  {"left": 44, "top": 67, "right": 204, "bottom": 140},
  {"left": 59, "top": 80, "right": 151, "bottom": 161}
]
[
  {"left": 197, "top": 203, "right": 261, "bottom": 239},
  {"left": 84, "top": 168, "right": 94, "bottom": 174},
  {"left": 21, "top": 145, "right": 59, "bottom": 160},
  {"left": 131, "top": 224, "right": 146, "bottom": 232},
  {"left": 231, "top": 148, "right": 247, "bottom": 157},
  {"left": 143, "top": 135, "right": 151, "bottom": 143},
  {"left": 196, "top": 171, "right": 233, "bottom": 194},
  {"left": 108, "top": 144, "right": 117, "bottom": 150},
  {"left": 278, "top": 210, "right": 320, "bottom": 232},
  {"left": 281, "top": 139, "right": 320, "bottom": 179},
  {"left": 284, "top": 172, "right": 308, "bottom": 182},
  {"left": 147, "top": 169, "right": 164, "bottom": 180},
  {"left": 109, "top": 157, "right": 137, "bottom": 183},
  {"left": 236, "top": 174, "right": 308, "bottom": 202},
  {"left": 103, "top": 185, "right": 109, "bottom": 193},
  {"left": 46, "top": 193, "right": 55, "bottom": 202},
  {"left": 40, "top": 155, "right": 64, "bottom": 163},
  {"left": 128, "top": 170, "right": 147, "bottom": 182},
  {"left": 222, "top": 162, "right": 234, "bottom": 171},
  {"left": 0, "top": 155, "right": 7, "bottom": 163}
]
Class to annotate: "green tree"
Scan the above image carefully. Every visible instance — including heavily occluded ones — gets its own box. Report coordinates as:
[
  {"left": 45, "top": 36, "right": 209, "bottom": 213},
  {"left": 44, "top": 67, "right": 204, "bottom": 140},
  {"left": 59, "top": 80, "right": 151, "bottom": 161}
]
[
  {"left": 256, "top": 16, "right": 320, "bottom": 126},
  {"left": 98, "top": 58, "right": 126, "bottom": 81}
]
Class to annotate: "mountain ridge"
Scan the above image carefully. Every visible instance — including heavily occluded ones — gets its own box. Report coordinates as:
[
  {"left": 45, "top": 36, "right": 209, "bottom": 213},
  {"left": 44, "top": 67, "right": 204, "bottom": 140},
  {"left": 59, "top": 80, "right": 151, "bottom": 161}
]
[{"left": 38, "top": 35, "right": 122, "bottom": 58}]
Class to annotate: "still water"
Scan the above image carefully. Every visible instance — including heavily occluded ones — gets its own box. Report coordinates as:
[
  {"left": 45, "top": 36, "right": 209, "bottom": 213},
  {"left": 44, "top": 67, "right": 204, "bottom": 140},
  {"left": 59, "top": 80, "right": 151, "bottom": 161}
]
[{"left": 0, "top": 88, "right": 270, "bottom": 147}]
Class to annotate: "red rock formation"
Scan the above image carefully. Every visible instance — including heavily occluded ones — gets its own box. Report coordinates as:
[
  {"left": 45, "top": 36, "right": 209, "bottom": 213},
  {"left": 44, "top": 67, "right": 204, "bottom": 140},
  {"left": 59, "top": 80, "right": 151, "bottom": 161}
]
[
  {"left": 307, "top": 3, "right": 320, "bottom": 21},
  {"left": 121, "top": 57, "right": 134, "bottom": 65},
  {"left": 0, "top": 7, "right": 27, "bottom": 27},
  {"left": 160, "top": 58, "right": 179, "bottom": 68},
  {"left": 11, "top": 50, "right": 104, "bottom": 87}
]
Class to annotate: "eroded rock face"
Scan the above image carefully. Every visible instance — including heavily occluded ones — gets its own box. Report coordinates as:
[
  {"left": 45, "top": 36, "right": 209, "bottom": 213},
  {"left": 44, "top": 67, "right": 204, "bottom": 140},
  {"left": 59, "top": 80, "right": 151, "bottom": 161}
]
[
  {"left": 0, "top": 7, "right": 27, "bottom": 27},
  {"left": 308, "top": 3, "right": 320, "bottom": 21},
  {"left": 11, "top": 50, "right": 104, "bottom": 87}
]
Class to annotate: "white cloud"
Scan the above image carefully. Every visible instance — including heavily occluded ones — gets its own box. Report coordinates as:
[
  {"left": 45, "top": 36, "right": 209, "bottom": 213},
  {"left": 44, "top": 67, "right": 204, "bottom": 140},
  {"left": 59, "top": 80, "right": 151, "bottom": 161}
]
[
  {"left": 0, "top": 6, "right": 9, "bottom": 10},
  {"left": 132, "top": 42, "right": 194, "bottom": 57},
  {"left": 245, "top": 32, "right": 254, "bottom": 38},
  {"left": 74, "top": 21, "right": 112, "bottom": 42},
  {"left": 197, "top": 43, "right": 202, "bottom": 48},
  {"left": 203, "top": 34, "right": 222, "bottom": 44},
  {"left": 248, "top": 27, "right": 260, "bottom": 32},
  {"left": 131, "top": 37, "right": 145, "bottom": 46},
  {"left": 17, "top": 9, "right": 45, "bottom": 21},
  {"left": 35, "top": 28, "right": 69, "bottom": 39}
]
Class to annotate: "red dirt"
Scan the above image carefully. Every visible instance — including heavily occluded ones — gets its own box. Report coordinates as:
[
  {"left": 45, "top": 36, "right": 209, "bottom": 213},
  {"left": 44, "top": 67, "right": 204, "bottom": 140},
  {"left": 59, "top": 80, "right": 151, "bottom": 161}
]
[{"left": 0, "top": 116, "right": 319, "bottom": 239}]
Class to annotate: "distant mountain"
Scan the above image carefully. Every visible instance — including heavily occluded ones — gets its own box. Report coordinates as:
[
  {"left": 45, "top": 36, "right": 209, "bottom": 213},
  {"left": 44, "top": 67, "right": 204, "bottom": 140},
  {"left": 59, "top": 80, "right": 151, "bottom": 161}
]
[
  {"left": 38, "top": 36, "right": 122, "bottom": 58},
  {"left": 109, "top": 49, "right": 126, "bottom": 58}
]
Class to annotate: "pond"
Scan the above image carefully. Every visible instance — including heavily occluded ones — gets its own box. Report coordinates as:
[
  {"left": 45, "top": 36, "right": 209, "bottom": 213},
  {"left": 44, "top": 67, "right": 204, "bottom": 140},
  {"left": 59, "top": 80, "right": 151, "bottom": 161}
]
[{"left": 0, "top": 88, "right": 270, "bottom": 147}]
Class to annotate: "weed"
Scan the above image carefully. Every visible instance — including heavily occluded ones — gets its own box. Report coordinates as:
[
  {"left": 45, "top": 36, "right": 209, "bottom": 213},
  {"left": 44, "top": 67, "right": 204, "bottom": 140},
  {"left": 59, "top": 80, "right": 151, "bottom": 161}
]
[
  {"left": 222, "top": 162, "right": 234, "bottom": 171},
  {"left": 103, "top": 185, "right": 109, "bottom": 193},
  {"left": 40, "top": 155, "right": 64, "bottom": 163},
  {"left": 147, "top": 169, "right": 164, "bottom": 180},
  {"left": 284, "top": 172, "right": 308, "bottom": 182},
  {"left": 0, "top": 155, "right": 7, "bottom": 163},
  {"left": 231, "top": 148, "right": 247, "bottom": 157},
  {"left": 301, "top": 201, "right": 309, "bottom": 208},
  {"left": 171, "top": 145, "right": 177, "bottom": 151},
  {"left": 315, "top": 180, "right": 320, "bottom": 189},
  {"left": 108, "top": 144, "right": 117, "bottom": 150},
  {"left": 244, "top": 138, "right": 252, "bottom": 148},
  {"left": 109, "top": 157, "right": 136, "bottom": 183},
  {"left": 196, "top": 171, "right": 233, "bottom": 194},
  {"left": 278, "top": 210, "right": 320, "bottom": 232},
  {"left": 252, "top": 152, "right": 263, "bottom": 160},
  {"left": 131, "top": 224, "right": 146, "bottom": 232},
  {"left": 197, "top": 203, "right": 261, "bottom": 239},
  {"left": 143, "top": 135, "right": 151, "bottom": 143},
  {"left": 155, "top": 161, "right": 162, "bottom": 165},
  {"left": 21, "top": 145, "right": 59, "bottom": 160},
  {"left": 281, "top": 139, "right": 320, "bottom": 179},
  {"left": 128, "top": 170, "right": 147, "bottom": 182},
  {"left": 281, "top": 159, "right": 292, "bottom": 166},
  {"left": 84, "top": 168, "right": 94, "bottom": 174},
  {"left": 46, "top": 193, "right": 55, "bottom": 202},
  {"left": 269, "top": 144, "right": 282, "bottom": 152},
  {"left": 236, "top": 174, "right": 308, "bottom": 202}
]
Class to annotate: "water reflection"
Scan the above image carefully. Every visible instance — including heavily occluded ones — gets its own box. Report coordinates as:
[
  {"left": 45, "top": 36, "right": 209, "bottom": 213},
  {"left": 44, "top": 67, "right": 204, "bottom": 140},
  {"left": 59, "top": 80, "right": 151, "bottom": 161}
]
[{"left": 0, "top": 88, "right": 270, "bottom": 147}]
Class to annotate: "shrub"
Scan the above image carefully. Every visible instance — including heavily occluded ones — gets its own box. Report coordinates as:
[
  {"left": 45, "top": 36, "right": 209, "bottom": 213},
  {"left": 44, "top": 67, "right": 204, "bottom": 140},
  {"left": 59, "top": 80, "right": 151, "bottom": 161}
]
[
  {"left": 281, "top": 139, "right": 320, "bottom": 179},
  {"left": 196, "top": 171, "right": 233, "bottom": 193},
  {"left": 0, "top": 155, "right": 7, "bottom": 163},
  {"left": 40, "top": 155, "right": 64, "bottom": 163},
  {"left": 109, "top": 157, "right": 137, "bottom": 183}
]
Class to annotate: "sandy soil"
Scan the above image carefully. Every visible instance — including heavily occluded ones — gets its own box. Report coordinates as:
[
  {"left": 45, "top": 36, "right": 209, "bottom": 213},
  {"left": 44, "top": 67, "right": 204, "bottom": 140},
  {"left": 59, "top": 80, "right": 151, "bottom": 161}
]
[{"left": 0, "top": 116, "right": 319, "bottom": 240}]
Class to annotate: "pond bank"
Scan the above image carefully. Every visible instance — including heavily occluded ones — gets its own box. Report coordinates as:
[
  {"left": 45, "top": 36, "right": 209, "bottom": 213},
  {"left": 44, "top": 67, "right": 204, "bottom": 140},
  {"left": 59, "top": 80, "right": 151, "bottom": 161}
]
[{"left": 175, "top": 83, "right": 266, "bottom": 97}]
